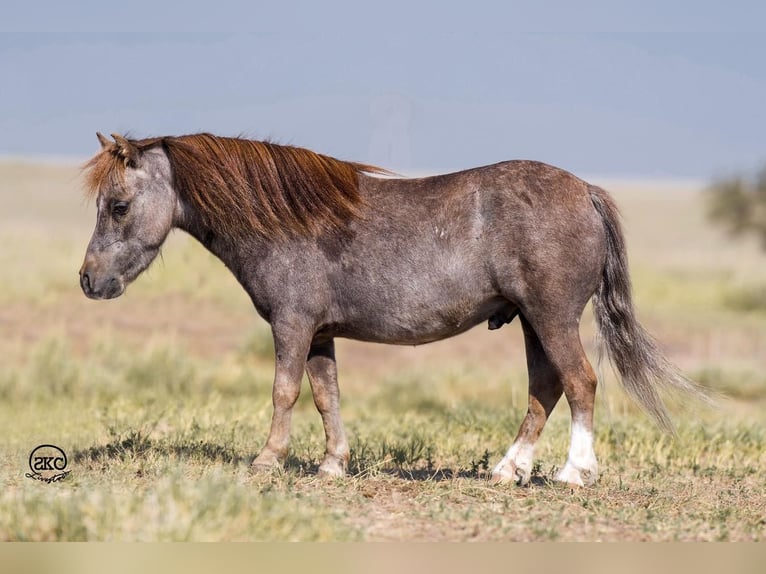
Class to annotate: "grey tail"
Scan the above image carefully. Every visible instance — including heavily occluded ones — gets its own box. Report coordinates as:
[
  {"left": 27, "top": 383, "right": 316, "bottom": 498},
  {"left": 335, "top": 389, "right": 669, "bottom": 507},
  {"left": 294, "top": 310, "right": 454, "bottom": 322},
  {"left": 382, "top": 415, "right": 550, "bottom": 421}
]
[{"left": 588, "top": 185, "right": 710, "bottom": 433}]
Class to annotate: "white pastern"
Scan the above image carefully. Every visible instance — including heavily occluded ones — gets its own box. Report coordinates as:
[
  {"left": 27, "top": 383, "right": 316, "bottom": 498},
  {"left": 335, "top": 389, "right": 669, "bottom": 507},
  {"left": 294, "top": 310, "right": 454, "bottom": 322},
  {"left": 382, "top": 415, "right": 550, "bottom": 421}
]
[{"left": 555, "top": 421, "right": 599, "bottom": 486}]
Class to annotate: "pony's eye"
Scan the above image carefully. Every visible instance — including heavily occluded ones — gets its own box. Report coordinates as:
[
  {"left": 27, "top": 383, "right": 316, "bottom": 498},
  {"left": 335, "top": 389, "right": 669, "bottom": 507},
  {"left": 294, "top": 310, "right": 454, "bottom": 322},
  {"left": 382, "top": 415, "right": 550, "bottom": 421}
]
[{"left": 112, "top": 201, "right": 130, "bottom": 219}]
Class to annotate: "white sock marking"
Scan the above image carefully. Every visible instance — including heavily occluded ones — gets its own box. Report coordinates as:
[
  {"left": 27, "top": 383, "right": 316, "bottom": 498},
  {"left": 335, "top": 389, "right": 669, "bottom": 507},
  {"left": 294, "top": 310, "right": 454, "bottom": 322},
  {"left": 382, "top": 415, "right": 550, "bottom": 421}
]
[{"left": 556, "top": 420, "right": 598, "bottom": 486}]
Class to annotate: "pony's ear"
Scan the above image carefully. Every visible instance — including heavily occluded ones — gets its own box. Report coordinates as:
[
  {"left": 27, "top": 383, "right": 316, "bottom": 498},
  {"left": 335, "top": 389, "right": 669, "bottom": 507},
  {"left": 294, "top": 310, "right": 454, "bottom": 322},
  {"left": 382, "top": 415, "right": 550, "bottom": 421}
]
[
  {"left": 111, "top": 133, "right": 139, "bottom": 167},
  {"left": 96, "top": 132, "right": 112, "bottom": 150}
]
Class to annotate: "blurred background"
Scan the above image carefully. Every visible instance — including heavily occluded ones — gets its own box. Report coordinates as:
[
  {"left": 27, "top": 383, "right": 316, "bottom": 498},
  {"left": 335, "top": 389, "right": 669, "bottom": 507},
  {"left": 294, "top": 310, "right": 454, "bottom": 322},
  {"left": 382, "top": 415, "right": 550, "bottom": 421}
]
[
  {"left": 1, "top": 5, "right": 765, "bottom": 541},
  {"left": 2, "top": 5, "right": 766, "bottom": 178}
]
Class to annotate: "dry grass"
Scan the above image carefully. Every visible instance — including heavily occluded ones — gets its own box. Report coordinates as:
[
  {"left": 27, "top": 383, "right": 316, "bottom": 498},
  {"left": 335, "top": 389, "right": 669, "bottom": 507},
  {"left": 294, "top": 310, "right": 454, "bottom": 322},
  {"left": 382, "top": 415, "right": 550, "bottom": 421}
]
[{"left": 0, "top": 161, "right": 764, "bottom": 541}]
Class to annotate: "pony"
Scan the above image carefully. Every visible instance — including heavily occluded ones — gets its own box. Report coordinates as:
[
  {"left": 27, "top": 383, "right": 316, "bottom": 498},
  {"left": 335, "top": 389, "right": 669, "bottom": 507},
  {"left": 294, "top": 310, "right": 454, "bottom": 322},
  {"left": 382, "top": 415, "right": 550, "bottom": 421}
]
[{"left": 79, "top": 132, "right": 705, "bottom": 486}]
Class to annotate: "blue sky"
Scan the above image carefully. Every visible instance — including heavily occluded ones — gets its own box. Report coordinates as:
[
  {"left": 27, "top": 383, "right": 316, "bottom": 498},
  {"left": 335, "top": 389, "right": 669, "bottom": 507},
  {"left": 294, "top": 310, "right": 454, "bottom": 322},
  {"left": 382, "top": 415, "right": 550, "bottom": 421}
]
[{"left": 1, "top": 3, "right": 765, "bottom": 177}]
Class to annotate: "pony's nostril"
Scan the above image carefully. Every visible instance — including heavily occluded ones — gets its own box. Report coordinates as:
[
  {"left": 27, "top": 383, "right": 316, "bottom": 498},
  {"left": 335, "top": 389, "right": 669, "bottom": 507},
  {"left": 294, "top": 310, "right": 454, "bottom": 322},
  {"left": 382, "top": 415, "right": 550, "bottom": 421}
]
[{"left": 81, "top": 271, "right": 92, "bottom": 293}]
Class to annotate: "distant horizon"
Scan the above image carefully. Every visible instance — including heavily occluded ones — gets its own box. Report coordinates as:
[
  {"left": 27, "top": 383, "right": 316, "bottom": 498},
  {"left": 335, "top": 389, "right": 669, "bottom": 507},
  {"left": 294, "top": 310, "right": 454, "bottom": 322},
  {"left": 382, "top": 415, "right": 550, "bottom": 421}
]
[{"left": 3, "top": 26, "right": 765, "bottom": 181}]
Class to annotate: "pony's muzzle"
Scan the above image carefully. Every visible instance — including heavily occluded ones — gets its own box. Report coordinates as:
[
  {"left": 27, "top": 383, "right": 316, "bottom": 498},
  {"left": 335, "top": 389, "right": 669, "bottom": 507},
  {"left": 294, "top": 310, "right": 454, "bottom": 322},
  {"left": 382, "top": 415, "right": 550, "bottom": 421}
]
[{"left": 79, "top": 263, "right": 124, "bottom": 300}]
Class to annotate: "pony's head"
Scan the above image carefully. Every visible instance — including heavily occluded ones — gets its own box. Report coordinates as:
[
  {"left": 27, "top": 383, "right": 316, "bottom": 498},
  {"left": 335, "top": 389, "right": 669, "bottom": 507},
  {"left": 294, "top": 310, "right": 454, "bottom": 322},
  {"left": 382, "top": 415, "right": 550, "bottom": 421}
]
[{"left": 79, "top": 133, "right": 177, "bottom": 299}]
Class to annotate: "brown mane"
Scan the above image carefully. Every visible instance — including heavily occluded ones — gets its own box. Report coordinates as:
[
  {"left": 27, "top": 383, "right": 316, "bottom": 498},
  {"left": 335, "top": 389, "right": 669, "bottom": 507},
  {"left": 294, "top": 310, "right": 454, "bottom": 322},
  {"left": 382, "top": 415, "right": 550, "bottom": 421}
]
[{"left": 83, "top": 133, "right": 392, "bottom": 239}]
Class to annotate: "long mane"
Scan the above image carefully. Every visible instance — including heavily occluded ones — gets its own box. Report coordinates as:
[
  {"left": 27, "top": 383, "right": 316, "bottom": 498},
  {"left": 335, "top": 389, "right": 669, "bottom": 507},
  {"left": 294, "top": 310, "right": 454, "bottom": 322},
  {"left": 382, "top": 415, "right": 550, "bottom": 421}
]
[{"left": 83, "top": 133, "right": 391, "bottom": 239}]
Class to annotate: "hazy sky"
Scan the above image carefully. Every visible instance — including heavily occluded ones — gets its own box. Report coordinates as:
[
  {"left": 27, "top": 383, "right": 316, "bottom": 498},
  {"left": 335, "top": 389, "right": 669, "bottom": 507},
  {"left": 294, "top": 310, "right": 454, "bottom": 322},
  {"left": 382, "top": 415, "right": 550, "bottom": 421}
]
[{"left": 2, "top": 3, "right": 765, "bottom": 178}]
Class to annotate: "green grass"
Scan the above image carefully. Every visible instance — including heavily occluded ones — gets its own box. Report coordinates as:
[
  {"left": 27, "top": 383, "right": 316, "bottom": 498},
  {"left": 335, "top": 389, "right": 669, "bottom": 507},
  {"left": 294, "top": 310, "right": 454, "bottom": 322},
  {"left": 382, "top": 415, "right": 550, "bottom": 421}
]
[
  {"left": 722, "top": 284, "right": 766, "bottom": 313},
  {"left": 1, "top": 163, "right": 765, "bottom": 540},
  {"left": 1, "top": 334, "right": 764, "bottom": 541}
]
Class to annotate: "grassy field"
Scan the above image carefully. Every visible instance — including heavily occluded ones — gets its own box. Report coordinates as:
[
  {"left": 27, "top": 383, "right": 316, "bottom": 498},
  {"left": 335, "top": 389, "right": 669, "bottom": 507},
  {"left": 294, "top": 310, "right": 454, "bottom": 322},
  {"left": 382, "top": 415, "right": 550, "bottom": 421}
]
[{"left": 0, "top": 161, "right": 765, "bottom": 541}]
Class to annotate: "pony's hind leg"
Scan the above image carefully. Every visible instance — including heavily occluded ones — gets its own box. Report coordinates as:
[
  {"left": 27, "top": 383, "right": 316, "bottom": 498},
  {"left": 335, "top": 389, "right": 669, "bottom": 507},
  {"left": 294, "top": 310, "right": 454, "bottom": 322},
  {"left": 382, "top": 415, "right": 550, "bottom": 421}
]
[
  {"left": 531, "top": 317, "right": 599, "bottom": 486},
  {"left": 554, "top": 351, "right": 599, "bottom": 486},
  {"left": 305, "top": 339, "right": 349, "bottom": 477},
  {"left": 491, "top": 316, "right": 563, "bottom": 485}
]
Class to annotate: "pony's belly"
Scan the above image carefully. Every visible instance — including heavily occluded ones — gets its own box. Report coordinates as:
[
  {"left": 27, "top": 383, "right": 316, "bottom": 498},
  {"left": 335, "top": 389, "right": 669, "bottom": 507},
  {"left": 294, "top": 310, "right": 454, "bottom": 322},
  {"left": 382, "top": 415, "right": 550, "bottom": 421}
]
[{"left": 323, "top": 296, "right": 515, "bottom": 345}]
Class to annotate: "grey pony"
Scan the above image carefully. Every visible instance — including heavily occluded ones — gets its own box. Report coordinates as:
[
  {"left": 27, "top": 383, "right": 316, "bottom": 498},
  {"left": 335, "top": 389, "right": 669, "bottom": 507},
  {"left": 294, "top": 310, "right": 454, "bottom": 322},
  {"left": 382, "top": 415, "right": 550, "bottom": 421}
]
[{"left": 80, "top": 133, "right": 704, "bottom": 486}]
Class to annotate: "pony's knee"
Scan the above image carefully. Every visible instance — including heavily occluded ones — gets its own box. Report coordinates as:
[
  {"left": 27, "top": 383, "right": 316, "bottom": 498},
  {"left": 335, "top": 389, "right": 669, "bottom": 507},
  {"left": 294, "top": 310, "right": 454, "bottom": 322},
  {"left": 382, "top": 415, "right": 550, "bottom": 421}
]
[{"left": 272, "top": 379, "right": 301, "bottom": 410}]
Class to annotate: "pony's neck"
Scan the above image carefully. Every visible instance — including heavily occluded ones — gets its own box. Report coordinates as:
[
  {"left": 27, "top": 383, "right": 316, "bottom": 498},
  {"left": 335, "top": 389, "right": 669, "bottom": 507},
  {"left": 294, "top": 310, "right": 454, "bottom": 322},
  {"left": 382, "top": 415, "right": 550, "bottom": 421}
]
[
  {"left": 175, "top": 204, "right": 277, "bottom": 322},
  {"left": 174, "top": 199, "right": 254, "bottom": 278}
]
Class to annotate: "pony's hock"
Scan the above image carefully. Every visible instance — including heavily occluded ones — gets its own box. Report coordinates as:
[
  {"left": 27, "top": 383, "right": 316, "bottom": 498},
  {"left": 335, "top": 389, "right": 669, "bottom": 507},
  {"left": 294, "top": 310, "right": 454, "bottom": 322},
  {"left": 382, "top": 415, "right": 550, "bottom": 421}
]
[{"left": 80, "top": 132, "right": 707, "bottom": 486}]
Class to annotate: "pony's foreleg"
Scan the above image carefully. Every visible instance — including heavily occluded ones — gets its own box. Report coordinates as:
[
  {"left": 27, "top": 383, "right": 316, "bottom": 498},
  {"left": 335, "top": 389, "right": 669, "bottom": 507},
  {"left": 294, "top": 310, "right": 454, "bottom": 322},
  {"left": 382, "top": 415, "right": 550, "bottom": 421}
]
[
  {"left": 306, "top": 339, "right": 349, "bottom": 477},
  {"left": 251, "top": 319, "right": 312, "bottom": 472},
  {"left": 491, "top": 317, "right": 563, "bottom": 485}
]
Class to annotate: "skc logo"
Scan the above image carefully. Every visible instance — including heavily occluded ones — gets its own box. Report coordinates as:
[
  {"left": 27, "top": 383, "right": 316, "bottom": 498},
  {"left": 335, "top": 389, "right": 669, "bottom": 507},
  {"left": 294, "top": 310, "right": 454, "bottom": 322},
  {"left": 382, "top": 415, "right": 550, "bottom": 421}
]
[{"left": 26, "top": 444, "right": 70, "bottom": 483}]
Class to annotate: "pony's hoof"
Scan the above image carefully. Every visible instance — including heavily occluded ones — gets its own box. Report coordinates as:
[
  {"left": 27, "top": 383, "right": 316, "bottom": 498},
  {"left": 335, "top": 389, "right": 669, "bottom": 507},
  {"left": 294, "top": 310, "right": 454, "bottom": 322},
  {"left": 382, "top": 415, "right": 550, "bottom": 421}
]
[
  {"left": 250, "top": 451, "right": 283, "bottom": 474},
  {"left": 317, "top": 460, "right": 346, "bottom": 479},
  {"left": 490, "top": 461, "right": 531, "bottom": 486},
  {"left": 250, "top": 462, "right": 281, "bottom": 475},
  {"left": 554, "top": 462, "right": 598, "bottom": 487}
]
